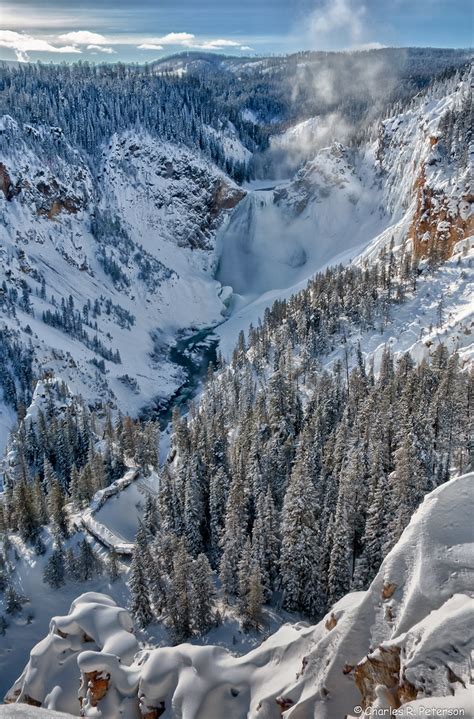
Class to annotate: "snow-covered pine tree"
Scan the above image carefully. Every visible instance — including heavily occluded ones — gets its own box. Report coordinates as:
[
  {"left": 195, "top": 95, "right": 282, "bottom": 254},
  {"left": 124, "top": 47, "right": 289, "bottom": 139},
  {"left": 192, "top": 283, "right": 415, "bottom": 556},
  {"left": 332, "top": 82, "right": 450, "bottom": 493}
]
[
  {"left": 190, "top": 553, "right": 216, "bottom": 633},
  {"left": 128, "top": 541, "right": 153, "bottom": 628},
  {"left": 43, "top": 543, "right": 66, "bottom": 589},
  {"left": 280, "top": 463, "right": 323, "bottom": 618}
]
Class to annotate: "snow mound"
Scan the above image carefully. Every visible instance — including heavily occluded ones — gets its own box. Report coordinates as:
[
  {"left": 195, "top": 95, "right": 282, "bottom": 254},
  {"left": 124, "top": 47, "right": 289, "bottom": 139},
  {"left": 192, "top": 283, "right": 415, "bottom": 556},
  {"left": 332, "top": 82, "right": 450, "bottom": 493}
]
[
  {"left": 5, "top": 593, "right": 139, "bottom": 715},
  {"left": 7, "top": 474, "right": 473, "bottom": 718}
]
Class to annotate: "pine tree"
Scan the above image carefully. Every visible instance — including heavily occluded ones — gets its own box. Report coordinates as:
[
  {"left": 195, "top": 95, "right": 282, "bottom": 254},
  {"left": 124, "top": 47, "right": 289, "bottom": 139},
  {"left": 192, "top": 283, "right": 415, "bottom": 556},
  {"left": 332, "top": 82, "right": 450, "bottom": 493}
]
[
  {"left": 166, "top": 538, "right": 192, "bottom": 643},
  {"left": 327, "top": 496, "right": 352, "bottom": 605},
  {"left": 219, "top": 474, "right": 247, "bottom": 601},
  {"left": 251, "top": 488, "right": 279, "bottom": 602},
  {"left": 5, "top": 585, "right": 24, "bottom": 615},
  {"left": 107, "top": 549, "right": 120, "bottom": 582},
  {"left": 237, "top": 537, "right": 253, "bottom": 607},
  {"left": 143, "top": 495, "right": 159, "bottom": 536},
  {"left": 280, "top": 465, "right": 323, "bottom": 618},
  {"left": 390, "top": 423, "right": 429, "bottom": 545},
  {"left": 77, "top": 539, "right": 102, "bottom": 581},
  {"left": 45, "top": 458, "right": 69, "bottom": 539},
  {"left": 242, "top": 565, "right": 264, "bottom": 631},
  {"left": 43, "top": 544, "right": 66, "bottom": 589},
  {"left": 65, "top": 547, "right": 78, "bottom": 581},
  {"left": 128, "top": 543, "right": 153, "bottom": 628},
  {"left": 190, "top": 553, "right": 216, "bottom": 633},
  {"left": 184, "top": 464, "right": 204, "bottom": 557},
  {"left": 14, "top": 479, "right": 39, "bottom": 542}
]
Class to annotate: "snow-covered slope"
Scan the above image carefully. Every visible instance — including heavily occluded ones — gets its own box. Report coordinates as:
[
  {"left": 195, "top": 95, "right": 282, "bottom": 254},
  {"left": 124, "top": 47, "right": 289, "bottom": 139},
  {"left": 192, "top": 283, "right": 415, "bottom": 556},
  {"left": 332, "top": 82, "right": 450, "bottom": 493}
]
[
  {"left": 6, "top": 473, "right": 474, "bottom": 718},
  {"left": 0, "top": 707, "right": 75, "bottom": 718},
  {"left": 0, "top": 119, "right": 244, "bottom": 448}
]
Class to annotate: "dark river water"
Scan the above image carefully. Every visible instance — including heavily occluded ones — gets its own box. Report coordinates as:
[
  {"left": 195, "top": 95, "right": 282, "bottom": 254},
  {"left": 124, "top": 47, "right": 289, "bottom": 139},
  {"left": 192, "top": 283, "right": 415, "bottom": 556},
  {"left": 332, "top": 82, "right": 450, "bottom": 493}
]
[{"left": 140, "top": 327, "right": 219, "bottom": 429}]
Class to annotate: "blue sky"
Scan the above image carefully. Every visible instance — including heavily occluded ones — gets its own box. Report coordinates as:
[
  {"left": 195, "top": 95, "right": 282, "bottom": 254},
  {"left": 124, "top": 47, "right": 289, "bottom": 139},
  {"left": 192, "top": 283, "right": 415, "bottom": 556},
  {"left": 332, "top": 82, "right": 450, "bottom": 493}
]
[{"left": 0, "top": 0, "right": 471, "bottom": 63}]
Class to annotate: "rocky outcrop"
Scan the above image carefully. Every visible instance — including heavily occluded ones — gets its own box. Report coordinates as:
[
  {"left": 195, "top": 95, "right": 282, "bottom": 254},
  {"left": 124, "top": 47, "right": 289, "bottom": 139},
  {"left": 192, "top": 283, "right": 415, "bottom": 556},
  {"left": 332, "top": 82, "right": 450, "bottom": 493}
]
[
  {"left": 354, "top": 645, "right": 418, "bottom": 710},
  {"left": 409, "top": 167, "right": 473, "bottom": 263},
  {"left": 79, "top": 671, "right": 110, "bottom": 708},
  {"left": 0, "top": 162, "right": 21, "bottom": 201},
  {"left": 37, "top": 196, "right": 81, "bottom": 219},
  {"left": 210, "top": 179, "right": 246, "bottom": 214}
]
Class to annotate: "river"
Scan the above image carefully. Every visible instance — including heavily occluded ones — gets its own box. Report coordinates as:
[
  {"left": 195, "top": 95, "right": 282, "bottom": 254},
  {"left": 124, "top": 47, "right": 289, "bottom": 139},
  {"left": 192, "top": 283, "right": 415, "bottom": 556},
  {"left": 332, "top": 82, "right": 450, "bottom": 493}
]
[{"left": 140, "top": 327, "right": 219, "bottom": 429}]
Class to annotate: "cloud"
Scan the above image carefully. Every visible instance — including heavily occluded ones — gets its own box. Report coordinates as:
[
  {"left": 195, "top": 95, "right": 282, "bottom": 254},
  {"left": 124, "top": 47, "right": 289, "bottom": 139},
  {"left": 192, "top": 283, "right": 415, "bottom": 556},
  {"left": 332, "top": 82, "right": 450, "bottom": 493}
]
[
  {"left": 137, "top": 32, "right": 251, "bottom": 52},
  {"left": 87, "top": 44, "right": 116, "bottom": 54},
  {"left": 58, "top": 31, "right": 109, "bottom": 45},
  {"left": 195, "top": 39, "right": 241, "bottom": 50},
  {"left": 309, "top": 0, "right": 366, "bottom": 46},
  {"left": 155, "top": 32, "right": 196, "bottom": 45},
  {"left": 0, "top": 30, "right": 81, "bottom": 61},
  {"left": 138, "top": 43, "right": 164, "bottom": 51},
  {"left": 350, "top": 41, "right": 387, "bottom": 51}
]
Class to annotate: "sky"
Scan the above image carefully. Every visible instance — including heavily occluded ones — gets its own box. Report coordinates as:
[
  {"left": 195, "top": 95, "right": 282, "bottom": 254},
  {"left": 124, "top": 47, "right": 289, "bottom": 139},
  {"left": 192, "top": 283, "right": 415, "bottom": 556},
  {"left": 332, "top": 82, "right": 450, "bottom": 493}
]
[{"left": 0, "top": 0, "right": 471, "bottom": 63}]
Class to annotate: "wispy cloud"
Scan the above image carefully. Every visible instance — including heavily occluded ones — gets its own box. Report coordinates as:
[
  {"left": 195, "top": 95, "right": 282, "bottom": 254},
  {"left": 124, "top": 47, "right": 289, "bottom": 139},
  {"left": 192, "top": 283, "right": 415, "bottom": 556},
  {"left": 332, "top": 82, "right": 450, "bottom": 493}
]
[
  {"left": 87, "top": 44, "right": 116, "bottom": 54},
  {"left": 58, "top": 31, "right": 110, "bottom": 45},
  {"left": 149, "top": 32, "right": 196, "bottom": 46},
  {"left": 0, "top": 30, "right": 81, "bottom": 61},
  {"left": 136, "top": 32, "right": 251, "bottom": 52},
  {"left": 137, "top": 43, "right": 164, "bottom": 50}
]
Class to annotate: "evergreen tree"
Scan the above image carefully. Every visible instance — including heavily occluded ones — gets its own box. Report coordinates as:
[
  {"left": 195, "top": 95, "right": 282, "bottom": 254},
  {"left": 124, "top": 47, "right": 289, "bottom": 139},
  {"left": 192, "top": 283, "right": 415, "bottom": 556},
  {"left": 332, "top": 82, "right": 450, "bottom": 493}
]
[
  {"left": 5, "top": 584, "right": 24, "bottom": 615},
  {"left": 167, "top": 539, "right": 192, "bottom": 643},
  {"left": 77, "top": 539, "right": 102, "bottom": 581},
  {"left": 107, "top": 549, "right": 121, "bottom": 582},
  {"left": 280, "top": 465, "right": 323, "bottom": 618},
  {"left": 241, "top": 565, "right": 264, "bottom": 631},
  {"left": 219, "top": 475, "right": 247, "bottom": 601},
  {"left": 43, "top": 544, "right": 66, "bottom": 589},
  {"left": 327, "top": 497, "right": 352, "bottom": 605},
  {"left": 45, "top": 458, "right": 69, "bottom": 539},
  {"left": 128, "top": 543, "right": 153, "bottom": 628},
  {"left": 190, "top": 553, "right": 216, "bottom": 633}
]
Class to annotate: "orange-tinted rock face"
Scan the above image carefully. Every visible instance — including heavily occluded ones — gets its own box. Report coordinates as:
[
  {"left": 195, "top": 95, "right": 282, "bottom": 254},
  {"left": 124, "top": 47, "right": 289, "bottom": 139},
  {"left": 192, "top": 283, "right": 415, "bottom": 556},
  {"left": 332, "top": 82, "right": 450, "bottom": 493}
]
[
  {"left": 210, "top": 179, "right": 246, "bottom": 215},
  {"left": 0, "top": 162, "right": 21, "bottom": 201},
  {"left": 354, "top": 645, "right": 401, "bottom": 709},
  {"left": 37, "top": 196, "right": 80, "bottom": 219},
  {"left": 325, "top": 612, "right": 338, "bottom": 630},
  {"left": 142, "top": 702, "right": 166, "bottom": 719},
  {"left": 409, "top": 168, "right": 474, "bottom": 263},
  {"left": 355, "top": 644, "right": 420, "bottom": 712},
  {"left": 382, "top": 582, "right": 397, "bottom": 600},
  {"left": 80, "top": 670, "right": 110, "bottom": 708}
]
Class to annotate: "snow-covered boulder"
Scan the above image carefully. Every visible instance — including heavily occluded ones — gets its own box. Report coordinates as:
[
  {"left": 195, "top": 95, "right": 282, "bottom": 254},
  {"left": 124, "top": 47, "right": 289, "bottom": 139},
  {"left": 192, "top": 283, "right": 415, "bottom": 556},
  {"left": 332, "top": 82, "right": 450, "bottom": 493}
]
[{"left": 5, "top": 593, "right": 139, "bottom": 715}]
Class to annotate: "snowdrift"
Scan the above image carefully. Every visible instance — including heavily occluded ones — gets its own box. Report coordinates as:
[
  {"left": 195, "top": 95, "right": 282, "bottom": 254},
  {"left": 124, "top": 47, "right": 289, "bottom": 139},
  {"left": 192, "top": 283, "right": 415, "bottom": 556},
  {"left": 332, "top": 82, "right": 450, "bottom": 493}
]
[{"left": 5, "top": 473, "right": 473, "bottom": 718}]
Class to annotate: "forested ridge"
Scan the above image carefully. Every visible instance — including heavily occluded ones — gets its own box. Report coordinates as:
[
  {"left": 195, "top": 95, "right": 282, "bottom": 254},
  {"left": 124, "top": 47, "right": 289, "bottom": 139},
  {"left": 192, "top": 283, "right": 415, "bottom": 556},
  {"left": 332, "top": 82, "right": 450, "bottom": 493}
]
[{"left": 0, "top": 47, "right": 471, "bottom": 179}]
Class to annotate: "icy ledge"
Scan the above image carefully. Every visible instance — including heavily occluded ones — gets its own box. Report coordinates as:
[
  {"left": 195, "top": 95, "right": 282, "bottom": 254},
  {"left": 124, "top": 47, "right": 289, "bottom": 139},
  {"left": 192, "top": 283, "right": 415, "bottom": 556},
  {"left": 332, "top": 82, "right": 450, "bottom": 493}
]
[{"left": 5, "top": 473, "right": 474, "bottom": 718}]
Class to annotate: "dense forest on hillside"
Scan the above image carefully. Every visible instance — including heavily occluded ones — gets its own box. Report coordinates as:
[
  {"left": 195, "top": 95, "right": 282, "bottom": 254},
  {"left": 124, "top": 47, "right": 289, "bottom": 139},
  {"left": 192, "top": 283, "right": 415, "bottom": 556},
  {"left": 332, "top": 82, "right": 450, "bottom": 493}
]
[
  {"left": 0, "top": 48, "right": 471, "bottom": 178},
  {"left": 1, "top": 246, "right": 472, "bottom": 638}
]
